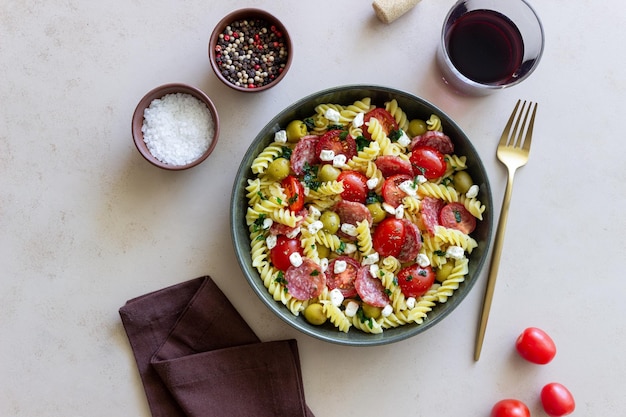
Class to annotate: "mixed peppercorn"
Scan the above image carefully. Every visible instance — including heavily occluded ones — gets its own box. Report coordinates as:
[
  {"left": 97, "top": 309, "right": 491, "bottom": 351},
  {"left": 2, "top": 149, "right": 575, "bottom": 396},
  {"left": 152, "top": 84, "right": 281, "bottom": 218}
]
[{"left": 214, "top": 18, "right": 289, "bottom": 89}]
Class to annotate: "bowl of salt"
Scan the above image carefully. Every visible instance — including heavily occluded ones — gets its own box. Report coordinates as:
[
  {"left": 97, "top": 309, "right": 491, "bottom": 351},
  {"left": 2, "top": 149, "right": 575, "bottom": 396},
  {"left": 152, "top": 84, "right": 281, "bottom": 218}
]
[{"left": 132, "top": 83, "right": 220, "bottom": 170}]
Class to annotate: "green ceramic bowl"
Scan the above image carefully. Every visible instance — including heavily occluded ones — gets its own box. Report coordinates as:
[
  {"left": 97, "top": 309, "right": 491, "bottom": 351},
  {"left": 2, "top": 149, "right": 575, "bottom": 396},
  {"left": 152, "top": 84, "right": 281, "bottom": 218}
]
[{"left": 230, "top": 85, "right": 493, "bottom": 346}]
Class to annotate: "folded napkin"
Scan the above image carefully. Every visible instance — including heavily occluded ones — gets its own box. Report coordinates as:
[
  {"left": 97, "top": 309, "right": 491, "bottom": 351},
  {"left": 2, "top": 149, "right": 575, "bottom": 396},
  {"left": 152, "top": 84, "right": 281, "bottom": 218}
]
[{"left": 119, "top": 276, "right": 315, "bottom": 417}]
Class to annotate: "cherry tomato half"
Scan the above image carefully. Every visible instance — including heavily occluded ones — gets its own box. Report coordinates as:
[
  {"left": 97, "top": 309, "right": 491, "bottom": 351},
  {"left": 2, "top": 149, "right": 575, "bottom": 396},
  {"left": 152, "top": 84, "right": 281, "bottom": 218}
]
[
  {"left": 409, "top": 146, "right": 447, "bottom": 179},
  {"left": 337, "top": 170, "right": 368, "bottom": 204},
  {"left": 490, "top": 399, "right": 530, "bottom": 417},
  {"left": 326, "top": 256, "right": 360, "bottom": 298},
  {"left": 396, "top": 264, "right": 436, "bottom": 298},
  {"left": 382, "top": 174, "right": 412, "bottom": 208},
  {"left": 362, "top": 108, "right": 398, "bottom": 140},
  {"left": 439, "top": 202, "right": 476, "bottom": 234},
  {"left": 515, "top": 327, "right": 557, "bottom": 365},
  {"left": 541, "top": 382, "right": 575, "bottom": 417},
  {"left": 374, "top": 155, "right": 414, "bottom": 178},
  {"left": 270, "top": 235, "right": 303, "bottom": 271},
  {"left": 282, "top": 175, "right": 305, "bottom": 212},
  {"left": 372, "top": 218, "right": 406, "bottom": 258},
  {"left": 315, "top": 129, "right": 357, "bottom": 162}
]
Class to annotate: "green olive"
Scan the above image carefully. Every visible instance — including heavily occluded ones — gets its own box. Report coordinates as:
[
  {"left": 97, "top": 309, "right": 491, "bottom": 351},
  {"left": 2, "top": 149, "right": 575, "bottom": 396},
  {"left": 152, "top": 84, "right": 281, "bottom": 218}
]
[
  {"left": 320, "top": 211, "right": 340, "bottom": 234},
  {"left": 367, "top": 202, "right": 386, "bottom": 224},
  {"left": 453, "top": 171, "right": 474, "bottom": 194},
  {"left": 436, "top": 262, "right": 455, "bottom": 283},
  {"left": 316, "top": 244, "right": 330, "bottom": 260},
  {"left": 303, "top": 303, "right": 327, "bottom": 325},
  {"left": 266, "top": 158, "right": 291, "bottom": 181},
  {"left": 317, "top": 164, "right": 341, "bottom": 182},
  {"left": 407, "top": 119, "right": 428, "bottom": 137},
  {"left": 286, "top": 120, "right": 308, "bottom": 142},
  {"left": 361, "top": 304, "right": 382, "bottom": 320}
]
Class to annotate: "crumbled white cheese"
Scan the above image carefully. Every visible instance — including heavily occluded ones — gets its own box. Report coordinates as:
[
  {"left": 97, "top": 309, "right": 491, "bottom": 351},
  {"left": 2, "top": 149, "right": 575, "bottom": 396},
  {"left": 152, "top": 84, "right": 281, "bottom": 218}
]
[
  {"left": 308, "top": 206, "right": 321, "bottom": 219},
  {"left": 382, "top": 202, "right": 397, "bottom": 215},
  {"left": 352, "top": 112, "right": 364, "bottom": 128},
  {"left": 344, "top": 301, "right": 360, "bottom": 317},
  {"left": 333, "top": 259, "right": 347, "bottom": 274},
  {"left": 320, "top": 257, "right": 329, "bottom": 272},
  {"left": 340, "top": 223, "right": 358, "bottom": 237},
  {"left": 394, "top": 204, "right": 405, "bottom": 219},
  {"left": 381, "top": 305, "right": 393, "bottom": 317},
  {"left": 266, "top": 235, "right": 277, "bottom": 250},
  {"left": 361, "top": 252, "right": 380, "bottom": 266},
  {"left": 406, "top": 297, "right": 416, "bottom": 309},
  {"left": 366, "top": 177, "right": 379, "bottom": 190},
  {"left": 369, "top": 264, "right": 380, "bottom": 279},
  {"left": 329, "top": 288, "right": 344, "bottom": 307},
  {"left": 319, "top": 149, "right": 335, "bottom": 162},
  {"left": 285, "top": 227, "right": 301, "bottom": 239},
  {"left": 274, "top": 130, "right": 287, "bottom": 143},
  {"left": 397, "top": 129, "right": 411, "bottom": 147},
  {"left": 342, "top": 243, "right": 357, "bottom": 254},
  {"left": 466, "top": 184, "right": 479, "bottom": 199},
  {"left": 262, "top": 217, "right": 273, "bottom": 229},
  {"left": 289, "top": 252, "right": 303, "bottom": 267},
  {"left": 416, "top": 253, "right": 430, "bottom": 267},
  {"left": 416, "top": 175, "right": 427, "bottom": 184},
  {"left": 446, "top": 245, "right": 465, "bottom": 259},
  {"left": 398, "top": 180, "right": 418, "bottom": 196},
  {"left": 332, "top": 154, "right": 347, "bottom": 167},
  {"left": 324, "top": 108, "right": 341, "bottom": 123},
  {"left": 308, "top": 220, "right": 324, "bottom": 235}
]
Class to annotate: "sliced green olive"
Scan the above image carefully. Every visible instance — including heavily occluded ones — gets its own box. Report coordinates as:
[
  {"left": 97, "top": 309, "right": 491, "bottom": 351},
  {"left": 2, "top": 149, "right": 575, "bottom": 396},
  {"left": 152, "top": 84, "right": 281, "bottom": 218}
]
[
  {"left": 320, "top": 211, "right": 340, "bottom": 234},
  {"left": 303, "top": 303, "right": 327, "bottom": 325},
  {"left": 316, "top": 244, "right": 330, "bottom": 260},
  {"left": 436, "top": 262, "right": 455, "bottom": 283},
  {"left": 361, "top": 304, "right": 382, "bottom": 320},
  {"left": 286, "top": 120, "right": 308, "bottom": 142},
  {"left": 266, "top": 157, "right": 291, "bottom": 181},
  {"left": 367, "top": 202, "right": 386, "bottom": 224},
  {"left": 317, "top": 164, "right": 341, "bottom": 182},
  {"left": 407, "top": 119, "right": 428, "bottom": 137},
  {"left": 453, "top": 171, "right": 474, "bottom": 194}
]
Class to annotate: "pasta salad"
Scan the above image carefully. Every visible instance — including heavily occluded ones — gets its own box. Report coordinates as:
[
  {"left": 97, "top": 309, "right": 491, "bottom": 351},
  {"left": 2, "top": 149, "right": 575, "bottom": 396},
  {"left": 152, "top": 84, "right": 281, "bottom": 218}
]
[{"left": 244, "top": 97, "right": 485, "bottom": 334}]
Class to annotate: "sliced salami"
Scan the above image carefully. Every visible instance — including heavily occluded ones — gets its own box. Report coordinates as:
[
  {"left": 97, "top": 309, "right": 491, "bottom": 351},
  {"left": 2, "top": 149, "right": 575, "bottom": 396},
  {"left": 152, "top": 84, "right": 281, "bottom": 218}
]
[
  {"left": 397, "top": 219, "right": 422, "bottom": 262},
  {"left": 290, "top": 135, "right": 319, "bottom": 176},
  {"left": 326, "top": 256, "right": 359, "bottom": 298},
  {"left": 420, "top": 196, "right": 444, "bottom": 235},
  {"left": 374, "top": 155, "right": 414, "bottom": 178},
  {"left": 285, "top": 258, "right": 326, "bottom": 300},
  {"left": 355, "top": 266, "right": 390, "bottom": 308},
  {"left": 410, "top": 131, "right": 454, "bottom": 155},
  {"left": 334, "top": 200, "right": 373, "bottom": 226},
  {"left": 439, "top": 202, "right": 476, "bottom": 234}
]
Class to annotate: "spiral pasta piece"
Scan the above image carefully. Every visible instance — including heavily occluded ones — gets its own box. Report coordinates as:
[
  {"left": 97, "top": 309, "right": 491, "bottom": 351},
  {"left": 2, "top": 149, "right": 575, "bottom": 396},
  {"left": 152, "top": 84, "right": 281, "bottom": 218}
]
[
  {"left": 355, "top": 220, "right": 374, "bottom": 255},
  {"left": 459, "top": 195, "right": 486, "bottom": 220},
  {"left": 426, "top": 114, "right": 443, "bottom": 132},
  {"left": 347, "top": 141, "right": 381, "bottom": 171},
  {"left": 406, "top": 286, "right": 440, "bottom": 324},
  {"left": 434, "top": 226, "right": 478, "bottom": 253},
  {"left": 314, "top": 230, "right": 345, "bottom": 252},
  {"left": 306, "top": 180, "right": 344, "bottom": 199},
  {"left": 418, "top": 182, "right": 459, "bottom": 202},
  {"left": 250, "top": 142, "right": 284, "bottom": 174},
  {"left": 351, "top": 314, "right": 384, "bottom": 334},
  {"left": 384, "top": 99, "right": 410, "bottom": 131},
  {"left": 435, "top": 257, "right": 469, "bottom": 302},
  {"left": 321, "top": 301, "right": 352, "bottom": 332},
  {"left": 339, "top": 97, "right": 372, "bottom": 123}
]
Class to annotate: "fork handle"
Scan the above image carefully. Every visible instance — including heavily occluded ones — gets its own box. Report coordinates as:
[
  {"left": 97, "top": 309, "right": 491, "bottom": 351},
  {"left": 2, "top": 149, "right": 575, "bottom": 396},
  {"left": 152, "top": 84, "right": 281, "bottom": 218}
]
[{"left": 474, "top": 169, "right": 516, "bottom": 361}]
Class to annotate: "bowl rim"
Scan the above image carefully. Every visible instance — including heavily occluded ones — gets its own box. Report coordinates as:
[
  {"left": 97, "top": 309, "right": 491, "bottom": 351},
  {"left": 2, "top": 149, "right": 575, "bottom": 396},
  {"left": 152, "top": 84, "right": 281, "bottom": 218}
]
[
  {"left": 230, "top": 84, "right": 493, "bottom": 346},
  {"left": 208, "top": 8, "right": 293, "bottom": 93},
  {"left": 131, "top": 83, "right": 220, "bottom": 171}
]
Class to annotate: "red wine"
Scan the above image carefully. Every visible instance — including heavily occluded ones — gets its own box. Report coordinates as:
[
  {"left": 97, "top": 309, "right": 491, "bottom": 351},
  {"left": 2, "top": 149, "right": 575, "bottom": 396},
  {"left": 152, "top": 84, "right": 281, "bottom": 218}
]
[{"left": 446, "top": 10, "right": 524, "bottom": 84}]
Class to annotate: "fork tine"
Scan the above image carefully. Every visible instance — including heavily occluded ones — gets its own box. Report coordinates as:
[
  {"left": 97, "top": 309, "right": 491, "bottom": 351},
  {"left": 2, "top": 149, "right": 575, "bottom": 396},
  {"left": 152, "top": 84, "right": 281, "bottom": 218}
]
[
  {"left": 499, "top": 99, "right": 521, "bottom": 147},
  {"left": 511, "top": 100, "right": 528, "bottom": 147},
  {"left": 521, "top": 102, "right": 537, "bottom": 153}
]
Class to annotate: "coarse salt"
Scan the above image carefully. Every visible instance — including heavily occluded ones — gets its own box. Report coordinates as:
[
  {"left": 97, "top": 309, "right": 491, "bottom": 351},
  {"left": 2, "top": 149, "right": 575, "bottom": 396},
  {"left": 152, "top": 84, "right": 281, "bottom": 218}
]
[{"left": 142, "top": 93, "right": 214, "bottom": 166}]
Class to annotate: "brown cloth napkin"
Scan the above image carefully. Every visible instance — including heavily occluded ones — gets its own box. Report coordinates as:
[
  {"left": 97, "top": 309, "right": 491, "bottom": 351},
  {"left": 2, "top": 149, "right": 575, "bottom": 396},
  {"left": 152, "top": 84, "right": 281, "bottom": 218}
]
[{"left": 119, "top": 276, "right": 315, "bottom": 417}]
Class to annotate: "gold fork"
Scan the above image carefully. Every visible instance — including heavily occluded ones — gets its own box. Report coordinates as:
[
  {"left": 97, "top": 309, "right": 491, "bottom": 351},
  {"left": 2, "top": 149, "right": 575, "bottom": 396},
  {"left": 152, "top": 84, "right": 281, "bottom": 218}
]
[{"left": 474, "top": 100, "right": 538, "bottom": 361}]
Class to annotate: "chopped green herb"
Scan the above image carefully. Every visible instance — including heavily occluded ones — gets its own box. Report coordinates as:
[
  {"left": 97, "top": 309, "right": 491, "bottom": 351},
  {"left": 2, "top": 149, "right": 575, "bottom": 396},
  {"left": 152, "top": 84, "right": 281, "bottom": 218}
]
[
  {"left": 337, "top": 241, "right": 346, "bottom": 254},
  {"left": 280, "top": 146, "right": 292, "bottom": 160},
  {"left": 339, "top": 130, "right": 349, "bottom": 140},
  {"left": 288, "top": 193, "right": 299, "bottom": 205},
  {"left": 454, "top": 209, "right": 462, "bottom": 223},
  {"left": 365, "top": 191, "right": 383, "bottom": 205},
  {"left": 389, "top": 129, "right": 402, "bottom": 142},
  {"left": 302, "top": 163, "right": 321, "bottom": 191},
  {"left": 355, "top": 135, "right": 369, "bottom": 152},
  {"left": 434, "top": 250, "right": 447, "bottom": 257},
  {"left": 276, "top": 197, "right": 282, "bottom": 205},
  {"left": 328, "top": 124, "right": 344, "bottom": 131},
  {"left": 384, "top": 288, "right": 392, "bottom": 296},
  {"left": 275, "top": 271, "right": 287, "bottom": 285},
  {"left": 418, "top": 270, "right": 427, "bottom": 277},
  {"left": 310, "top": 270, "right": 320, "bottom": 276},
  {"left": 304, "top": 117, "right": 315, "bottom": 130},
  {"left": 441, "top": 177, "right": 453, "bottom": 186},
  {"left": 257, "top": 191, "right": 267, "bottom": 201},
  {"left": 252, "top": 214, "right": 267, "bottom": 232},
  {"left": 393, "top": 277, "right": 399, "bottom": 286}
]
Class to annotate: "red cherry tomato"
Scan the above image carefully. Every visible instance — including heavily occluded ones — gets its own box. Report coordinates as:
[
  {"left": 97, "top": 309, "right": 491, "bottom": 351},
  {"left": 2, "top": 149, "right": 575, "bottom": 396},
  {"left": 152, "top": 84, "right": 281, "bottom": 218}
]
[
  {"left": 372, "top": 218, "right": 406, "bottom": 258},
  {"left": 515, "top": 327, "right": 557, "bottom": 364},
  {"left": 409, "top": 146, "right": 447, "bottom": 179},
  {"left": 270, "top": 235, "right": 303, "bottom": 271},
  {"left": 396, "top": 264, "right": 436, "bottom": 298},
  {"left": 490, "top": 399, "right": 530, "bottom": 417},
  {"left": 439, "top": 202, "right": 476, "bottom": 234},
  {"left": 374, "top": 155, "right": 414, "bottom": 178},
  {"left": 337, "top": 170, "right": 368, "bottom": 204},
  {"left": 315, "top": 129, "right": 357, "bottom": 162},
  {"left": 541, "top": 382, "right": 575, "bottom": 417},
  {"left": 382, "top": 174, "right": 412, "bottom": 208},
  {"left": 326, "top": 256, "right": 360, "bottom": 298},
  {"left": 281, "top": 175, "right": 305, "bottom": 212},
  {"left": 362, "top": 108, "right": 398, "bottom": 140}
]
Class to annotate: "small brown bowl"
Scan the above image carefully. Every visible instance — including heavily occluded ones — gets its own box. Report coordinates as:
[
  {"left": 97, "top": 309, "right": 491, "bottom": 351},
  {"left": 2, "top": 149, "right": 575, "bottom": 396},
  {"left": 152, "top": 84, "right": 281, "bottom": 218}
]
[
  {"left": 209, "top": 8, "right": 292, "bottom": 92},
  {"left": 131, "top": 83, "right": 220, "bottom": 170}
]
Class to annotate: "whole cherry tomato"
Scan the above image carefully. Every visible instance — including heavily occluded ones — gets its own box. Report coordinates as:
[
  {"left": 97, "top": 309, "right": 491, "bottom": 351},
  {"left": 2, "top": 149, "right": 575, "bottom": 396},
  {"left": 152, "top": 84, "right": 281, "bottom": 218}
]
[
  {"left": 337, "top": 170, "right": 368, "bottom": 203},
  {"left": 270, "top": 235, "right": 303, "bottom": 271},
  {"left": 541, "top": 382, "right": 575, "bottom": 417},
  {"left": 515, "top": 327, "right": 557, "bottom": 364},
  {"left": 396, "top": 264, "right": 436, "bottom": 298},
  {"left": 490, "top": 399, "right": 530, "bottom": 417},
  {"left": 372, "top": 218, "right": 406, "bottom": 258},
  {"left": 409, "top": 146, "right": 447, "bottom": 179}
]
